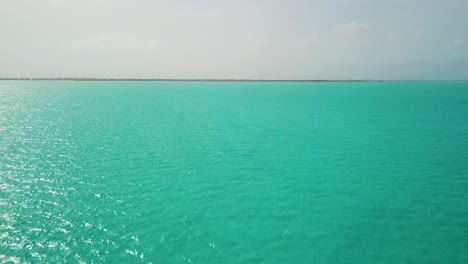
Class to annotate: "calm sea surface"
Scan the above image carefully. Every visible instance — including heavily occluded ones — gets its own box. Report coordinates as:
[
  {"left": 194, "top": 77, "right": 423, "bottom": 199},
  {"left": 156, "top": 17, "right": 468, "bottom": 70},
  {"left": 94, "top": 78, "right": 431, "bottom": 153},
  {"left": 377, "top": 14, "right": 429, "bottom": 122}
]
[{"left": 1, "top": 81, "right": 468, "bottom": 263}]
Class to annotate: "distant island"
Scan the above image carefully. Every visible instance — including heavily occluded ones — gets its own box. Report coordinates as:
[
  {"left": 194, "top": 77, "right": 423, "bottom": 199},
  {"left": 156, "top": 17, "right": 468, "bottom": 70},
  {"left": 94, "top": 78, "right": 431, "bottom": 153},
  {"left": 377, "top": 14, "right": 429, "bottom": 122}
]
[{"left": 0, "top": 78, "right": 379, "bottom": 82}]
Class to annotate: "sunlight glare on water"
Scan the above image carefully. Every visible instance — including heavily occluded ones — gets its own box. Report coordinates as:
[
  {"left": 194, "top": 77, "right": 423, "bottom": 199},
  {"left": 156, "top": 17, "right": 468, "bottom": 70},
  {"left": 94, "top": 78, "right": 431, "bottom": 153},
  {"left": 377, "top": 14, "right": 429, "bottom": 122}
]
[{"left": 1, "top": 81, "right": 468, "bottom": 263}]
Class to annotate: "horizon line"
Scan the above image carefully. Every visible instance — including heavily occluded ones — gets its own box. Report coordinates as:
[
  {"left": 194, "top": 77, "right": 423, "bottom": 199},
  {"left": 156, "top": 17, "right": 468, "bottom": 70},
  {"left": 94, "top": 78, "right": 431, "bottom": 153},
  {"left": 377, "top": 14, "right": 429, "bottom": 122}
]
[{"left": 1, "top": 78, "right": 468, "bottom": 82}]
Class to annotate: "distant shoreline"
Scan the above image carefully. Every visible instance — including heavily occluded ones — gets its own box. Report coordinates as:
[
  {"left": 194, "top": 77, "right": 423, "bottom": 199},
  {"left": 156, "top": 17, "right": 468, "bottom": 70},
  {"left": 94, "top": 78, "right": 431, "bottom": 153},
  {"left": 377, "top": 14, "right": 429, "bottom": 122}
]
[
  {"left": 0, "top": 78, "right": 377, "bottom": 82},
  {"left": 0, "top": 78, "right": 466, "bottom": 82}
]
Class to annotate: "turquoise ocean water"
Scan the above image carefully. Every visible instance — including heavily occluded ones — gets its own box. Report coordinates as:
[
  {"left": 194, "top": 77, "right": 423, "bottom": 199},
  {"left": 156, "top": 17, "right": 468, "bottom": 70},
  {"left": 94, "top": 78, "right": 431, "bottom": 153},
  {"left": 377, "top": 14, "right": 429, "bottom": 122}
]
[{"left": 1, "top": 81, "right": 468, "bottom": 263}]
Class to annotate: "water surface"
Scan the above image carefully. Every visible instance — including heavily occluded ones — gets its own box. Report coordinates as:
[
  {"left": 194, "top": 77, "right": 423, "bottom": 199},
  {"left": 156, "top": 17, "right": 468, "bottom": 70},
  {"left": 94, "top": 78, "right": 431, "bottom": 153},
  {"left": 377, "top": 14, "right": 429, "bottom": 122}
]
[{"left": 1, "top": 81, "right": 468, "bottom": 263}]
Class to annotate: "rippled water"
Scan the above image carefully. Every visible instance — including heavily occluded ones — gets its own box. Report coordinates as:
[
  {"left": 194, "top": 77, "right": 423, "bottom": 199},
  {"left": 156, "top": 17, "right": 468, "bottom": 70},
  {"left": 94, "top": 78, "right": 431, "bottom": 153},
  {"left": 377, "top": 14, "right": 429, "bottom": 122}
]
[{"left": 1, "top": 81, "right": 468, "bottom": 263}]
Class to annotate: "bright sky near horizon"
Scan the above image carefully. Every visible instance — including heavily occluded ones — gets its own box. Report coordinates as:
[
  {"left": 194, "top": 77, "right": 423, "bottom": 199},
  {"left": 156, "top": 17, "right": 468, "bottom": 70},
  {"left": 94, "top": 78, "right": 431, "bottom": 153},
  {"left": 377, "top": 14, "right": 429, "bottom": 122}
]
[{"left": 1, "top": 0, "right": 467, "bottom": 80}]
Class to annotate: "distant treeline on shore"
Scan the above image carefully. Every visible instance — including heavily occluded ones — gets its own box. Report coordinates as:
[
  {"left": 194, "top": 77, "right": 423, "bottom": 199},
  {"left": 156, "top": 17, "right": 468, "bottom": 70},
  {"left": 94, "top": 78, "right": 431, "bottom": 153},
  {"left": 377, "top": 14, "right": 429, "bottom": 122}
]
[{"left": 0, "top": 78, "right": 379, "bottom": 82}]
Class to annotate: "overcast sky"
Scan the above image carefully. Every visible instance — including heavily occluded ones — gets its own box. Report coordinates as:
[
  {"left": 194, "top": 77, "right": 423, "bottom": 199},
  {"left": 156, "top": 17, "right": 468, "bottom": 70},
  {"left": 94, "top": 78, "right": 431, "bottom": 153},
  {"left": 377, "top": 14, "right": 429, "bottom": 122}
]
[{"left": 1, "top": 0, "right": 467, "bottom": 79}]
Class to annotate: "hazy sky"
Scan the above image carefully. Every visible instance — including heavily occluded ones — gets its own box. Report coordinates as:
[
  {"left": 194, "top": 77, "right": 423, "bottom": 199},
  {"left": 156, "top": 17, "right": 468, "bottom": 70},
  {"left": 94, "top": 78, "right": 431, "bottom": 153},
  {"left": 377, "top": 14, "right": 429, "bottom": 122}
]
[{"left": 1, "top": 0, "right": 467, "bottom": 79}]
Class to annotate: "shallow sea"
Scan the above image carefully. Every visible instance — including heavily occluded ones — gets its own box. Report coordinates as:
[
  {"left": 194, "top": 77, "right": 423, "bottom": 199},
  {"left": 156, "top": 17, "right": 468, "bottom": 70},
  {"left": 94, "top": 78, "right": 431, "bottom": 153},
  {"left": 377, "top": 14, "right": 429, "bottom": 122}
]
[{"left": 1, "top": 81, "right": 468, "bottom": 263}]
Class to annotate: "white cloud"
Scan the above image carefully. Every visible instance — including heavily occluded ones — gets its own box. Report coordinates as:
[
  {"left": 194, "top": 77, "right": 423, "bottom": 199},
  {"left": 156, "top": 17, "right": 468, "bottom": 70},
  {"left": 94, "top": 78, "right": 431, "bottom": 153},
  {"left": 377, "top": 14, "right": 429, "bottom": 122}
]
[
  {"left": 333, "top": 21, "right": 369, "bottom": 35},
  {"left": 308, "top": 33, "right": 320, "bottom": 44},
  {"left": 449, "top": 37, "right": 464, "bottom": 50},
  {"left": 385, "top": 31, "right": 400, "bottom": 42},
  {"left": 47, "top": 0, "right": 65, "bottom": 4},
  {"left": 197, "top": 9, "right": 223, "bottom": 18},
  {"left": 70, "top": 34, "right": 160, "bottom": 51}
]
